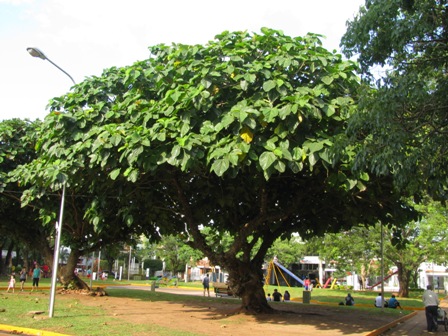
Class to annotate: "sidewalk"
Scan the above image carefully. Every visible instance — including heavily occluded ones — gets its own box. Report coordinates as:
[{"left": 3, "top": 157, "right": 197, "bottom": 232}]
[{"left": 377, "top": 297, "right": 448, "bottom": 335}]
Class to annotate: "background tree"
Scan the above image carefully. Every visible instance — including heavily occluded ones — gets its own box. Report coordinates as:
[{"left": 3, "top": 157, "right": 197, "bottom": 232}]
[
  {"left": 341, "top": 0, "right": 448, "bottom": 200},
  {"left": 379, "top": 198, "right": 448, "bottom": 297},
  {"left": 305, "top": 225, "right": 383, "bottom": 289},
  {"left": 10, "top": 118, "right": 153, "bottom": 289},
  {"left": 156, "top": 235, "right": 202, "bottom": 274},
  {"left": 266, "top": 237, "right": 305, "bottom": 267},
  {"left": 303, "top": 197, "right": 448, "bottom": 297},
  {"left": 0, "top": 119, "right": 55, "bottom": 274},
  {"left": 18, "top": 29, "right": 414, "bottom": 313}
]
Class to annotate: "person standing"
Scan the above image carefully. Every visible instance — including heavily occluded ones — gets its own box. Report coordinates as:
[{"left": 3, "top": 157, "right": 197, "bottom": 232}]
[
  {"left": 304, "top": 277, "right": 310, "bottom": 291},
  {"left": 202, "top": 274, "right": 210, "bottom": 297},
  {"left": 32, "top": 264, "right": 41, "bottom": 292},
  {"left": 422, "top": 285, "right": 439, "bottom": 332},
  {"left": 6, "top": 274, "right": 15, "bottom": 293},
  {"left": 19, "top": 269, "right": 27, "bottom": 291}
]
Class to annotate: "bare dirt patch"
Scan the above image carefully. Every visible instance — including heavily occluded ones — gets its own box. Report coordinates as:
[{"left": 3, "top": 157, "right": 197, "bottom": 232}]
[{"left": 61, "top": 288, "right": 402, "bottom": 336}]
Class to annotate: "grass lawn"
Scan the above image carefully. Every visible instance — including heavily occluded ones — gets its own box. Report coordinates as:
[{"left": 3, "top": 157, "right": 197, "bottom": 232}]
[{"left": 0, "top": 275, "right": 434, "bottom": 335}]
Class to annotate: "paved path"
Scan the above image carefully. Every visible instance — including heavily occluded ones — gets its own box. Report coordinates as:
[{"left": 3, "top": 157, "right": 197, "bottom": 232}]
[{"left": 381, "top": 298, "right": 448, "bottom": 335}]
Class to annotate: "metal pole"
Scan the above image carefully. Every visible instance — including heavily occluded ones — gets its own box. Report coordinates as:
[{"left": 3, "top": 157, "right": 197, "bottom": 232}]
[
  {"left": 128, "top": 247, "right": 132, "bottom": 281},
  {"left": 380, "top": 222, "right": 385, "bottom": 311},
  {"left": 48, "top": 184, "right": 65, "bottom": 317},
  {"left": 90, "top": 252, "right": 94, "bottom": 288},
  {"left": 27, "top": 47, "right": 75, "bottom": 318},
  {"left": 97, "top": 250, "right": 101, "bottom": 276}
]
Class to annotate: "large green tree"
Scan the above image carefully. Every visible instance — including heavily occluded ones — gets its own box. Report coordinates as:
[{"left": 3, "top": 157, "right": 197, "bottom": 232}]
[
  {"left": 341, "top": 0, "right": 448, "bottom": 200},
  {"left": 18, "top": 29, "right": 413, "bottom": 312}
]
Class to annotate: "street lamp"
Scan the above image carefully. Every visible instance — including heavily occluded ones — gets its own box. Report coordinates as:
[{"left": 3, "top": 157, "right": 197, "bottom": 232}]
[
  {"left": 27, "top": 47, "right": 76, "bottom": 85},
  {"left": 27, "top": 47, "right": 75, "bottom": 318}
]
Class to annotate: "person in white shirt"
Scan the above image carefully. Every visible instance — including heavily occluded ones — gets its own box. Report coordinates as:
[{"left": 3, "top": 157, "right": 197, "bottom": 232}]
[
  {"left": 374, "top": 293, "right": 384, "bottom": 308},
  {"left": 422, "top": 285, "right": 439, "bottom": 332}
]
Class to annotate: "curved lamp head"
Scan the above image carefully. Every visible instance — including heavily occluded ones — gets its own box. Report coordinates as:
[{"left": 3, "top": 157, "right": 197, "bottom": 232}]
[
  {"left": 27, "top": 47, "right": 47, "bottom": 60},
  {"left": 26, "top": 47, "right": 76, "bottom": 85}
]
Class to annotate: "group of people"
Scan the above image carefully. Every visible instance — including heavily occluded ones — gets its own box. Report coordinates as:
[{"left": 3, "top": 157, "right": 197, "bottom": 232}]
[
  {"left": 339, "top": 293, "right": 403, "bottom": 308},
  {"left": 267, "top": 289, "right": 291, "bottom": 302},
  {"left": 374, "top": 293, "right": 402, "bottom": 309},
  {"left": 6, "top": 264, "right": 42, "bottom": 293}
]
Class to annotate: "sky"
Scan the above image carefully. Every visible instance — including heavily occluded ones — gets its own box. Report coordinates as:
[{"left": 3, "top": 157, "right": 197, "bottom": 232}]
[{"left": 0, "top": 0, "right": 365, "bottom": 121}]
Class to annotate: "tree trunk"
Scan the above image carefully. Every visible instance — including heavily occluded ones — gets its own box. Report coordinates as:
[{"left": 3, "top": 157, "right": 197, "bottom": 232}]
[
  {"left": 396, "top": 262, "right": 410, "bottom": 297},
  {"left": 34, "top": 232, "right": 55, "bottom": 269},
  {"left": 360, "top": 264, "right": 368, "bottom": 290},
  {"left": 59, "top": 248, "right": 90, "bottom": 290},
  {"left": 5, "top": 242, "right": 14, "bottom": 274},
  {"left": 225, "top": 260, "right": 274, "bottom": 314}
]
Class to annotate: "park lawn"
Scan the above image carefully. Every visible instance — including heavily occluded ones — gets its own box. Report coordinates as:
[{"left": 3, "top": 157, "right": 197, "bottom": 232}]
[
  {"left": 0, "top": 288, "right": 208, "bottom": 335},
  {"left": 0, "top": 276, "right": 430, "bottom": 335},
  {"left": 262, "top": 285, "right": 427, "bottom": 309},
  {"left": 0, "top": 280, "right": 429, "bottom": 336},
  {"left": 0, "top": 275, "right": 430, "bottom": 310},
  {"left": 164, "top": 280, "right": 426, "bottom": 311}
]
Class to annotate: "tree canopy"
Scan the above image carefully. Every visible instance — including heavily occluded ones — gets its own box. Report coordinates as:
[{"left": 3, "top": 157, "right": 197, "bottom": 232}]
[
  {"left": 15, "top": 28, "right": 415, "bottom": 312},
  {"left": 0, "top": 119, "right": 55, "bottom": 273},
  {"left": 341, "top": 0, "right": 448, "bottom": 200}
]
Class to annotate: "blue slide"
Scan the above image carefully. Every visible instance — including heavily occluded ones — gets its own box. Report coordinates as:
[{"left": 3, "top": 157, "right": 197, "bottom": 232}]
[{"left": 273, "top": 261, "right": 305, "bottom": 286}]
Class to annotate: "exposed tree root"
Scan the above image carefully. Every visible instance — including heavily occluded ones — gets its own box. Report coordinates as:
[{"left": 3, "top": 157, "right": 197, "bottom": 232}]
[{"left": 57, "top": 287, "right": 108, "bottom": 297}]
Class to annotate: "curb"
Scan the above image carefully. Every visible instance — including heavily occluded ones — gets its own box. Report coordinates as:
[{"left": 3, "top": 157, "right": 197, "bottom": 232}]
[
  {"left": 0, "top": 323, "right": 69, "bottom": 336},
  {"left": 363, "top": 311, "right": 418, "bottom": 336}
]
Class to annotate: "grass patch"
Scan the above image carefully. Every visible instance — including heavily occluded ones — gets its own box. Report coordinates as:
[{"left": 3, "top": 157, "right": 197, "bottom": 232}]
[{"left": 0, "top": 276, "right": 431, "bottom": 335}]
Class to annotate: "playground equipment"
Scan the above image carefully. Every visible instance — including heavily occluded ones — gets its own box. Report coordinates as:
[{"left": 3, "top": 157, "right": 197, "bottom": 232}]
[
  {"left": 265, "top": 260, "right": 305, "bottom": 287},
  {"left": 367, "top": 271, "right": 398, "bottom": 289},
  {"left": 265, "top": 259, "right": 336, "bottom": 289}
]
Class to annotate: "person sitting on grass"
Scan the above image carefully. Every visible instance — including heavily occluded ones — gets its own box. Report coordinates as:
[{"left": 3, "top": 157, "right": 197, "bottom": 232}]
[
  {"left": 375, "top": 293, "right": 385, "bottom": 308},
  {"left": 345, "top": 293, "right": 355, "bottom": 306},
  {"left": 272, "top": 289, "right": 282, "bottom": 302},
  {"left": 387, "top": 295, "right": 402, "bottom": 309}
]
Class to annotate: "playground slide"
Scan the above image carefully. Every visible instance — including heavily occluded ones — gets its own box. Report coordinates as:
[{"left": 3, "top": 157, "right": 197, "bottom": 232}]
[
  {"left": 367, "top": 271, "right": 398, "bottom": 289},
  {"left": 273, "top": 261, "right": 305, "bottom": 286}
]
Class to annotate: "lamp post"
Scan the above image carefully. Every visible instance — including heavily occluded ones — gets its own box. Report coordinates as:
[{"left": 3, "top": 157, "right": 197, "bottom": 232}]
[
  {"left": 27, "top": 47, "right": 75, "bottom": 318},
  {"left": 380, "top": 222, "right": 385, "bottom": 311},
  {"left": 27, "top": 48, "right": 76, "bottom": 85}
]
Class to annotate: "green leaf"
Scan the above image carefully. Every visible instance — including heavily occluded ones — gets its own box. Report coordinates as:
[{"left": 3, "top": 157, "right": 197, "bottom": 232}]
[
  {"left": 259, "top": 151, "right": 276, "bottom": 170},
  {"left": 109, "top": 168, "right": 121, "bottom": 180},
  {"left": 263, "top": 80, "right": 276, "bottom": 92},
  {"left": 304, "top": 141, "right": 324, "bottom": 154},
  {"left": 308, "top": 153, "right": 318, "bottom": 167},
  {"left": 211, "top": 159, "right": 229, "bottom": 176},
  {"left": 321, "top": 76, "right": 334, "bottom": 85}
]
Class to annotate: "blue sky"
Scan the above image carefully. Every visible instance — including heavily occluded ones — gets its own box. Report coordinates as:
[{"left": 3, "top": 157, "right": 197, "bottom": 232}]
[{"left": 0, "top": 0, "right": 364, "bottom": 121}]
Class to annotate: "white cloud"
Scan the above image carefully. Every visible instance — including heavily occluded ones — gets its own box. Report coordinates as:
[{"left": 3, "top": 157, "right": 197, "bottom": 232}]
[{"left": 0, "top": 0, "right": 364, "bottom": 121}]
